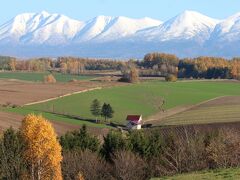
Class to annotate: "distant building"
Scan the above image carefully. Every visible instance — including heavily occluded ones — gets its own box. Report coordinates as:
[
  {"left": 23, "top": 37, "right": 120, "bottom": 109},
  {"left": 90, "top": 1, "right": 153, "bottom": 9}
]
[{"left": 126, "top": 115, "right": 142, "bottom": 130}]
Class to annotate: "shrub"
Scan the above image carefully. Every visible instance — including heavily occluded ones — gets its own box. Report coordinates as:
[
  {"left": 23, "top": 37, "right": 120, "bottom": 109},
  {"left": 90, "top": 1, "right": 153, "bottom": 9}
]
[
  {"left": 44, "top": 74, "right": 56, "bottom": 83},
  {"left": 147, "top": 129, "right": 208, "bottom": 177},
  {"left": 206, "top": 129, "right": 240, "bottom": 168},
  {"left": 165, "top": 74, "right": 177, "bottom": 82},
  {"left": 118, "top": 77, "right": 129, "bottom": 82},
  {"left": 99, "top": 76, "right": 112, "bottom": 82},
  {"left": 62, "top": 150, "right": 112, "bottom": 180},
  {"left": 120, "top": 65, "right": 139, "bottom": 83},
  {"left": 129, "top": 67, "right": 139, "bottom": 83},
  {"left": 12, "top": 104, "right": 18, "bottom": 108},
  {"left": 112, "top": 151, "right": 148, "bottom": 180}
]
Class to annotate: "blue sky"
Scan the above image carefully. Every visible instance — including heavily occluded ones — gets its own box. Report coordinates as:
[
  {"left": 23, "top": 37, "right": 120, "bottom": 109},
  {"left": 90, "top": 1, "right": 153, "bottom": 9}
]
[{"left": 1, "top": 0, "right": 240, "bottom": 24}]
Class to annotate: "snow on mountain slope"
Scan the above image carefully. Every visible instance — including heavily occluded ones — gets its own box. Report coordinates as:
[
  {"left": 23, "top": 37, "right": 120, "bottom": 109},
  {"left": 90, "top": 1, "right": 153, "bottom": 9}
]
[
  {"left": 209, "top": 13, "right": 240, "bottom": 42},
  {"left": 21, "top": 12, "right": 85, "bottom": 44},
  {"left": 4, "top": 10, "right": 240, "bottom": 58},
  {"left": 73, "top": 16, "right": 114, "bottom": 42},
  {"left": 134, "top": 10, "right": 219, "bottom": 43},
  {"left": 0, "top": 11, "right": 85, "bottom": 44},
  {"left": 0, "top": 12, "right": 161, "bottom": 44},
  {"left": 0, "top": 12, "right": 35, "bottom": 42},
  {"left": 92, "top": 16, "right": 162, "bottom": 41},
  {"left": 73, "top": 16, "right": 161, "bottom": 42}
]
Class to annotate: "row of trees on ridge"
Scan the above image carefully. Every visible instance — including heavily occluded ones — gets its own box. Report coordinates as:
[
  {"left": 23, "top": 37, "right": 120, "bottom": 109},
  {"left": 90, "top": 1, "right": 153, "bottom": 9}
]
[{"left": 1, "top": 53, "right": 240, "bottom": 80}]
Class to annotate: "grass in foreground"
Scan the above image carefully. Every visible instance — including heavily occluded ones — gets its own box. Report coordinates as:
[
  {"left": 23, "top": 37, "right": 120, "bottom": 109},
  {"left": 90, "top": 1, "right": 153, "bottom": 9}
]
[
  {"left": 0, "top": 72, "right": 96, "bottom": 82},
  {"left": 7, "top": 81, "right": 240, "bottom": 126},
  {"left": 153, "top": 168, "right": 240, "bottom": 180}
]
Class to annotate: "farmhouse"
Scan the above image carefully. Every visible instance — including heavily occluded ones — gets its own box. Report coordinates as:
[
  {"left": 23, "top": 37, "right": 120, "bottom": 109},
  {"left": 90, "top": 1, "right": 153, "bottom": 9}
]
[{"left": 126, "top": 115, "right": 142, "bottom": 130}]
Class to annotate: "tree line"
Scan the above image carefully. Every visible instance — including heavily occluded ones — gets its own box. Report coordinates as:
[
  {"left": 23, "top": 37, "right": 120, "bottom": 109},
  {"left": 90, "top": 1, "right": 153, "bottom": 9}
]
[
  {"left": 0, "top": 56, "right": 125, "bottom": 73},
  {"left": 1, "top": 53, "right": 240, "bottom": 80},
  {"left": 1, "top": 114, "right": 240, "bottom": 179},
  {"left": 138, "top": 53, "right": 240, "bottom": 80}
]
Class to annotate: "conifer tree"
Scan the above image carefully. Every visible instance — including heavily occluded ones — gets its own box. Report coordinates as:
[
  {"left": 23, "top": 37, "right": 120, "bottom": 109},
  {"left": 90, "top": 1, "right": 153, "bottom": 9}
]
[
  {"left": 90, "top": 99, "right": 101, "bottom": 122},
  {"left": 101, "top": 103, "right": 114, "bottom": 122},
  {"left": 0, "top": 127, "right": 25, "bottom": 179}
]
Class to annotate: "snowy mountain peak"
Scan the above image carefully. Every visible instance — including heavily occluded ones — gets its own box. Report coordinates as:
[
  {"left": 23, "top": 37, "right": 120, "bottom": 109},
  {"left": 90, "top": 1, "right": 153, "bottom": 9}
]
[
  {"left": 159, "top": 10, "right": 219, "bottom": 39},
  {"left": 92, "top": 16, "right": 162, "bottom": 41},
  {"left": 214, "top": 13, "right": 240, "bottom": 34},
  {"left": 209, "top": 12, "right": 240, "bottom": 43},
  {"left": 2, "top": 11, "right": 240, "bottom": 58},
  {"left": 134, "top": 10, "right": 219, "bottom": 43},
  {"left": 72, "top": 15, "right": 161, "bottom": 42},
  {"left": 179, "top": 10, "right": 207, "bottom": 17},
  {"left": 0, "top": 11, "right": 85, "bottom": 44},
  {"left": 37, "top": 10, "right": 50, "bottom": 17}
]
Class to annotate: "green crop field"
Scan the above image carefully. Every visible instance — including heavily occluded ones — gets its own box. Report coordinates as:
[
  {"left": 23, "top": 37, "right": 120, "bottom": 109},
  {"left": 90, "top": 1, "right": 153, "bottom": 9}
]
[
  {"left": 0, "top": 72, "right": 96, "bottom": 82},
  {"left": 160, "top": 104, "right": 240, "bottom": 126},
  {"left": 152, "top": 168, "right": 240, "bottom": 180},
  {"left": 6, "top": 81, "right": 240, "bottom": 127}
]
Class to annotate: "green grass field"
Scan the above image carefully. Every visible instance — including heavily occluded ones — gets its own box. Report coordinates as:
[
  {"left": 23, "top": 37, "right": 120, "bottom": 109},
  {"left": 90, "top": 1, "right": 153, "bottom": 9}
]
[
  {"left": 152, "top": 168, "right": 240, "bottom": 180},
  {"left": 6, "top": 81, "right": 240, "bottom": 126},
  {"left": 0, "top": 72, "right": 95, "bottom": 82}
]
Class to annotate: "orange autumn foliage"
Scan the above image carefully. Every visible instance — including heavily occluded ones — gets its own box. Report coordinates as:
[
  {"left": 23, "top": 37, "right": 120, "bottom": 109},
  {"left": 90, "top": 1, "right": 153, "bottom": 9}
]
[
  {"left": 20, "top": 114, "right": 62, "bottom": 180},
  {"left": 230, "top": 60, "right": 240, "bottom": 80},
  {"left": 44, "top": 74, "right": 57, "bottom": 83},
  {"left": 77, "top": 172, "right": 85, "bottom": 180}
]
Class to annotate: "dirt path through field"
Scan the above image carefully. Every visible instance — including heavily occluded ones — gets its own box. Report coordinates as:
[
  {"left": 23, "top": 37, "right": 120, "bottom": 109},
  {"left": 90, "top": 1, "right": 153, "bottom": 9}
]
[
  {"left": 145, "top": 96, "right": 228, "bottom": 124},
  {"left": 24, "top": 87, "right": 102, "bottom": 106}
]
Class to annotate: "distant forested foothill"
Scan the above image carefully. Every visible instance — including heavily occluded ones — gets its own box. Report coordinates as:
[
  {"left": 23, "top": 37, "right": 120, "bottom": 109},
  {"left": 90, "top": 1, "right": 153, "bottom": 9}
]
[{"left": 1, "top": 52, "right": 240, "bottom": 80}]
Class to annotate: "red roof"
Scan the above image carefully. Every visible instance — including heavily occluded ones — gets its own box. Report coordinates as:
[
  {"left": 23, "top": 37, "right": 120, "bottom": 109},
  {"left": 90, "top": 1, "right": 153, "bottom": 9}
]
[{"left": 126, "top": 115, "right": 142, "bottom": 121}]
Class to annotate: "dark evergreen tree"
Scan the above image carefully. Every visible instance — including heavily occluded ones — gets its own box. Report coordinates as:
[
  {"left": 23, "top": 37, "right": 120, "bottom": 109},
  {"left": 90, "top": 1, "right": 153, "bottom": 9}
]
[
  {"left": 60, "top": 125, "right": 100, "bottom": 152},
  {"left": 101, "top": 130, "right": 129, "bottom": 161},
  {"left": 129, "top": 130, "right": 150, "bottom": 157},
  {"left": 101, "top": 103, "right": 114, "bottom": 122},
  {"left": 90, "top": 99, "right": 101, "bottom": 122},
  {"left": 0, "top": 127, "right": 26, "bottom": 179}
]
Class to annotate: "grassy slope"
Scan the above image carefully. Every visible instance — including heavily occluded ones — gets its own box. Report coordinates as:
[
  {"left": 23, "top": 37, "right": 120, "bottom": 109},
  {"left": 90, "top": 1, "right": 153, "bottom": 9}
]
[
  {"left": 5, "top": 108, "right": 109, "bottom": 128},
  {"left": 161, "top": 104, "right": 240, "bottom": 126},
  {"left": 0, "top": 72, "right": 95, "bottom": 82},
  {"left": 7, "top": 81, "right": 240, "bottom": 126},
  {"left": 152, "top": 168, "right": 240, "bottom": 180}
]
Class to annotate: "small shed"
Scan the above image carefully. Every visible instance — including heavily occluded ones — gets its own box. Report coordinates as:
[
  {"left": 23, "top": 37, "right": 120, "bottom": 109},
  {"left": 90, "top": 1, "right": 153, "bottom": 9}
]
[{"left": 126, "top": 115, "right": 142, "bottom": 130}]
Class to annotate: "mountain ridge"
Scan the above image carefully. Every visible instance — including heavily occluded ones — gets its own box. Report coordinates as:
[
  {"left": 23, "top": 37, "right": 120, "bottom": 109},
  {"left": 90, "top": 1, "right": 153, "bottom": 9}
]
[{"left": 1, "top": 10, "right": 240, "bottom": 58}]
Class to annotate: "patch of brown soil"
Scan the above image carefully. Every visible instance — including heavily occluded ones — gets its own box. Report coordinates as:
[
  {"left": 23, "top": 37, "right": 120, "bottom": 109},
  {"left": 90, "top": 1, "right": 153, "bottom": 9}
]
[
  {"left": 0, "top": 111, "right": 23, "bottom": 131},
  {"left": 0, "top": 79, "right": 125, "bottom": 106},
  {"left": 196, "top": 96, "right": 240, "bottom": 107}
]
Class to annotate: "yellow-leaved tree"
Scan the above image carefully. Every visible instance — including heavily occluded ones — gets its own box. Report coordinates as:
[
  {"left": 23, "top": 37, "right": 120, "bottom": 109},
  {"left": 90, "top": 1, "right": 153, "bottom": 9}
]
[{"left": 20, "top": 114, "right": 62, "bottom": 180}]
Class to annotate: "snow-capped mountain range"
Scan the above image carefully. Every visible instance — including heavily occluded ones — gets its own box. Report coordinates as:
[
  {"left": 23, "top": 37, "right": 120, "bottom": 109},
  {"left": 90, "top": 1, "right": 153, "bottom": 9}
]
[{"left": 1, "top": 10, "right": 240, "bottom": 58}]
